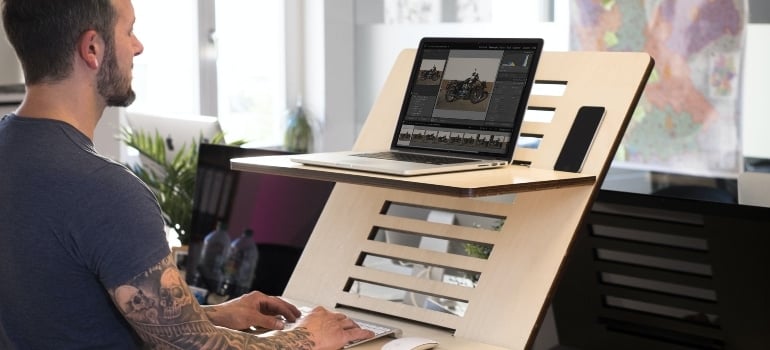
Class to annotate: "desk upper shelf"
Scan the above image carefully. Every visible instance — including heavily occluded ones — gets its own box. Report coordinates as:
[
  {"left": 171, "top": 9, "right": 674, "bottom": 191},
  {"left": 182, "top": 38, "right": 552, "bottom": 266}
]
[
  {"left": 229, "top": 51, "right": 654, "bottom": 199},
  {"left": 230, "top": 155, "right": 594, "bottom": 197}
]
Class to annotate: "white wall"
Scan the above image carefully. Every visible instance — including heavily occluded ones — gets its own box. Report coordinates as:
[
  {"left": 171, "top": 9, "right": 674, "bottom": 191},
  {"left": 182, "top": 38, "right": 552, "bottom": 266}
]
[
  {"left": 302, "top": 0, "right": 358, "bottom": 151},
  {"left": 0, "top": 14, "right": 23, "bottom": 85},
  {"left": 741, "top": 24, "right": 770, "bottom": 160},
  {"left": 129, "top": 0, "right": 199, "bottom": 116},
  {"left": 352, "top": 0, "right": 570, "bottom": 145},
  {"left": 94, "top": 107, "right": 127, "bottom": 162}
]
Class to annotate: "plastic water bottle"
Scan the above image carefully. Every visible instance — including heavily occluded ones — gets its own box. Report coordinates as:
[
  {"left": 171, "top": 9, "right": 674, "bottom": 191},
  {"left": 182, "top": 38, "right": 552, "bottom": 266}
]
[
  {"left": 224, "top": 228, "right": 259, "bottom": 298},
  {"left": 196, "top": 221, "right": 231, "bottom": 293}
]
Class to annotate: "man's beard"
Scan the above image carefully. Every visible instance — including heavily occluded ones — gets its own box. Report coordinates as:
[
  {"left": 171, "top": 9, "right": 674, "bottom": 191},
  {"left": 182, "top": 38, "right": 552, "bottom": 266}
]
[{"left": 97, "top": 44, "right": 136, "bottom": 107}]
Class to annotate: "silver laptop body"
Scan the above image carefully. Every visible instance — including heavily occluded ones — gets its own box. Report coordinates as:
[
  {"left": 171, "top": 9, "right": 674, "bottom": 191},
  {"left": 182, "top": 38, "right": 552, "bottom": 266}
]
[{"left": 292, "top": 37, "right": 544, "bottom": 176}]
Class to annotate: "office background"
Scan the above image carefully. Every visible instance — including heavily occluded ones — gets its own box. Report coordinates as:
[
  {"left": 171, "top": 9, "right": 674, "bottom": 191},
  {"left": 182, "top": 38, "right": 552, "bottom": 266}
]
[
  {"left": 2, "top": 1, "right": 768, "bottom": 349},
  {"left": 3, "top": 0, "right": 768, "bottom": 168}
]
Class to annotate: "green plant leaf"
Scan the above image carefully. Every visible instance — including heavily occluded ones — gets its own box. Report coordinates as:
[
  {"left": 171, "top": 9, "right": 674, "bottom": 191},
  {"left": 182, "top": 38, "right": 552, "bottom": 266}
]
[{"left": 120, "top": 127, "right": 243, "bottom": 246}]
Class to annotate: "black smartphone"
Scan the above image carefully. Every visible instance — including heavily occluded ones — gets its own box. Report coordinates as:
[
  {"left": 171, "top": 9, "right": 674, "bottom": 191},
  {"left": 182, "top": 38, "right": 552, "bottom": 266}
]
[{"left": 554, "top": 106, "right": 606, "bottom": 172}]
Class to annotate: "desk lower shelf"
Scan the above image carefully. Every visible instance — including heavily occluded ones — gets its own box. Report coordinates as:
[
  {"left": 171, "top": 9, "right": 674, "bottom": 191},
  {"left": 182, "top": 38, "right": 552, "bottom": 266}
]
[{"left": 231, "top": 155, "right": 595, "bottom": 197}]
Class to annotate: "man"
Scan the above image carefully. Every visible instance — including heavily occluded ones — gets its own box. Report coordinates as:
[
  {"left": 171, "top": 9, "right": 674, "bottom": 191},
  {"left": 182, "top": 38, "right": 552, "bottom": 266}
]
[{"left": 0, "top": 0, "right": 373, "bottom": 349}]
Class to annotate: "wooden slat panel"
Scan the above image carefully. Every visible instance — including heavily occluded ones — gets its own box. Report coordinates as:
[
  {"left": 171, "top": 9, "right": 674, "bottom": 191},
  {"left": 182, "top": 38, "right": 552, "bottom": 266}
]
[
  {"left": 527, "top": 94, "right": 562, "bottom": 108},
  {"left": 347, "top": 265, "right": 476, "bottom": 302},
  {"left": 358, "top": 240, "right": 488, "bottom": 273},
  {"left": 511, "top": 147, "right": 538, "bottom": 164},
  {"left": 518, "top": 120, "right": 552, "bottom": 137},
  {"left": 371, "top": 215, "right": 502, "bottom": 245},
  {"left": 381, "top": 196, "right": 516, "bottom": 219},
  {"left": 335, "top": 292, "right": 463, "bottom": 330}
]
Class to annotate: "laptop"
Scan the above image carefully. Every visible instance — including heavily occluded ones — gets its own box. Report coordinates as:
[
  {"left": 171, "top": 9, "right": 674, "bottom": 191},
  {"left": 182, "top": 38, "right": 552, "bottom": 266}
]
[{"left": 291, "top": 37, "right": 544, "bottom": 176}]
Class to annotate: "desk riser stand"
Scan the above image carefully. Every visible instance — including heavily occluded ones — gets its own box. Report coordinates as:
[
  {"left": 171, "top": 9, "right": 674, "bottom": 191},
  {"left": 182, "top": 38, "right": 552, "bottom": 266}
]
[{"left": 233, "top": 50, "right": 653, "bottom": 349}]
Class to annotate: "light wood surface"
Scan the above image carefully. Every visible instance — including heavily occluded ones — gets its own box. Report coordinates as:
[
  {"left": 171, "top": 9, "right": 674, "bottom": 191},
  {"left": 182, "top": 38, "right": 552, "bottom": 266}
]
[
  {"left": 232, "top": 49, "right": 654, "bottom": 349},
  {"left": 231, "top": 155, "right": 594, "bottom": 197}
]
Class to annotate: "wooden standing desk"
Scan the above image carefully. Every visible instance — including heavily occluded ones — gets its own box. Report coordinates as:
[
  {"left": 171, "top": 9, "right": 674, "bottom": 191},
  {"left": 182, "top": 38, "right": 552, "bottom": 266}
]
[{"left": 233, "top": 50, "right": 654, "bottom": 349}]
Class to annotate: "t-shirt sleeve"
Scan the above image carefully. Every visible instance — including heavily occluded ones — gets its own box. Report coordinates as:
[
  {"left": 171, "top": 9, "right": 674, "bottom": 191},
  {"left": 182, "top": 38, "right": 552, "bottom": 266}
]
[{"left": 71, "top": 164, "right": 171, "bottom": 289}]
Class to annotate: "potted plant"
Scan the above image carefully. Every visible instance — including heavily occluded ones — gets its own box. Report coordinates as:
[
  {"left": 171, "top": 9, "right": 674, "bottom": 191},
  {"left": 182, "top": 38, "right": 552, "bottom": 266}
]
[{"left": 120, "top": 128, "right": 241, "bottom": 246}]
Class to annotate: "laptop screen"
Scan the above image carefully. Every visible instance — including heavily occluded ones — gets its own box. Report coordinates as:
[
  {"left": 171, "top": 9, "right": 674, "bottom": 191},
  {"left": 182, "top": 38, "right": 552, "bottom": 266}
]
[{"left": 391, "top": 37, "right": 543, "bottom": 160}]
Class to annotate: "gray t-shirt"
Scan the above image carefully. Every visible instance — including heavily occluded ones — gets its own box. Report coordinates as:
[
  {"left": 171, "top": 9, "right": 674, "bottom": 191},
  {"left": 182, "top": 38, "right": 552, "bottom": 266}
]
[{"left": 0, "top": 114, "right": 170, "bottom": 349}]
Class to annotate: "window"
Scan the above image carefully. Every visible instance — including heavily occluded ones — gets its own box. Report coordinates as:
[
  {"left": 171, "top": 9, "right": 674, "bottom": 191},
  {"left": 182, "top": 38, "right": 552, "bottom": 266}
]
[
  {"left": 130, "top": 1, "right": 287, "bottom": 147},
  {"left": 212, "top": 1, "right": 286, "bottom": 146},
  {"left": 130, "top": 1, "right": 199, "bottom": 116}
]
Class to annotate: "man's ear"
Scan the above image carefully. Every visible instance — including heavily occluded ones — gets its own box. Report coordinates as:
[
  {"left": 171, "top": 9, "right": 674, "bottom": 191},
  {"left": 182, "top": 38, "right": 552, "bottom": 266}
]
[{"left": 78, "top": 29, "right": 103, "bottom": 70}]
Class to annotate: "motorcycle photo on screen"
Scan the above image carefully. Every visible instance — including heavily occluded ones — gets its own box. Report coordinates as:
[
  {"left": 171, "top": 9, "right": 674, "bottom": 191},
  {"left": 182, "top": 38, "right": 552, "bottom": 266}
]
[
  {"left": 420, "top": 64, "right": 441, "bottom": 81},
  {"left": 444, "top": 69, "right": 488, "bottom": 104}
]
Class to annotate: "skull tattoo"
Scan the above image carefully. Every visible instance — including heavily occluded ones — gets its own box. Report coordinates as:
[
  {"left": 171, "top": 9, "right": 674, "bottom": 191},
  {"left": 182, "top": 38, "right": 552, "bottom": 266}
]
[
  {"left": 115, "top": 285, "right": 159, "bottom": 324},
  {"left": 158, "top": 268, "right": 191, "bottom": 320}
]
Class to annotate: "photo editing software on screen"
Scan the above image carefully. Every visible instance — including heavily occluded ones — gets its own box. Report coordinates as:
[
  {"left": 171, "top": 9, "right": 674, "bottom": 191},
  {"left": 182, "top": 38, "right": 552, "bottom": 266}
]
[{"left": 395, "top": 41, "right": 540, "bottom": 157}]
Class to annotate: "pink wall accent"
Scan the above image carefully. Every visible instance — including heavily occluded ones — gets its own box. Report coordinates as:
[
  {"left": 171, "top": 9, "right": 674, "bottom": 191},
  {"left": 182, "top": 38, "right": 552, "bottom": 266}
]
[{"left": 226, "top": 172, "right": 333, "bottom": 248}]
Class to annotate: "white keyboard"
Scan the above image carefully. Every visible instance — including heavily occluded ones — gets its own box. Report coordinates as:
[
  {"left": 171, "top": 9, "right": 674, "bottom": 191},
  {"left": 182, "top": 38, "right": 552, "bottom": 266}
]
[
  {"left": 344, "top": 317, "right": 402, "bottom": 348},
  {"left": 288, "top": 306, "right": 402, "bottom": 348}
]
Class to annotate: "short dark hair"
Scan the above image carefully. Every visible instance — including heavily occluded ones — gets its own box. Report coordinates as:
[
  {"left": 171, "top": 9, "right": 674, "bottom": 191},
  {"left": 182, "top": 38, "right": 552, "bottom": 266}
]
[{"left": 2, "top": 0, "right": 116, "bottom": 84}]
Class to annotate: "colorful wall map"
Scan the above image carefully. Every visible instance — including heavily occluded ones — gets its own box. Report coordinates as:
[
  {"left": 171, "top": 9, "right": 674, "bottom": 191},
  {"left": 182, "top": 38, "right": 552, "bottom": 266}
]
[{"left": 570, "top": 0, "right": 747, "bottom": 177}]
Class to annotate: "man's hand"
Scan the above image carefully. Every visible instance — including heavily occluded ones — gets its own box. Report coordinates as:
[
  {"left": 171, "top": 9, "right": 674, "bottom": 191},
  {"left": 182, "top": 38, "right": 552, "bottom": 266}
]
[
  {"left": 201, "top": 291, "right": 375, "bottom": 349},
  {"left": 294, "top": 307, "right": 375, "bottom": 350},
  {"left": 203, "top": 291, "right": 302, "bottom": 330}
]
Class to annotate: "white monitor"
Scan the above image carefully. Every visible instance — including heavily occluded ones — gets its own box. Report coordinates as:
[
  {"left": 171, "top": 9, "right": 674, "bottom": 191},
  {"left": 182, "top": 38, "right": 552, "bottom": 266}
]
[{"left": 125, "top": 110, "right": 222, "bottom": 162}]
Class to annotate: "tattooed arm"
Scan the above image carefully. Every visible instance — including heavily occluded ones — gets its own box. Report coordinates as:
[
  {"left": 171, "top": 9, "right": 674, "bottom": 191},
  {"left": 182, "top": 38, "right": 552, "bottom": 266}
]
[{"left": 108, "top": 251, "right": 373, "bottom": 350}]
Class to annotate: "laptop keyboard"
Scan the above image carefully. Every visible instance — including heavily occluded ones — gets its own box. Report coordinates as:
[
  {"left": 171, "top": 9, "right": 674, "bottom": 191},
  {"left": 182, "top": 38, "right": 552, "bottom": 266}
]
[{"left": 352, "top": 151, "right": 476, "bottom": 165}]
